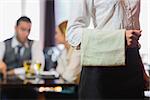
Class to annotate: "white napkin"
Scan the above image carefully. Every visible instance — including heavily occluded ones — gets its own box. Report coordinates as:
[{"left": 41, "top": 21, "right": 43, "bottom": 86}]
[
  {"left": 81, "top": 29, "right": 126, "bottom": 66},
  {"left": 14, "top": 67, "right": 25, "bottom": 75}
]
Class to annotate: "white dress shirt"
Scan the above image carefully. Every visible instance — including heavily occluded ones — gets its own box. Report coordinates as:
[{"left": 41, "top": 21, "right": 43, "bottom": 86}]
[
  {"left": 67, "top": 0, "right": 140, "bottom": 47},
  {"left": 0, "top": 36, "right": 45, "bottom": 71}
]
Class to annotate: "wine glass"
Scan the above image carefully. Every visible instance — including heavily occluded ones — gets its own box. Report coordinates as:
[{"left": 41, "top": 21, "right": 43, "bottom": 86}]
[{"left": 33, "top": 61, "right": 42, "bottom": 76}]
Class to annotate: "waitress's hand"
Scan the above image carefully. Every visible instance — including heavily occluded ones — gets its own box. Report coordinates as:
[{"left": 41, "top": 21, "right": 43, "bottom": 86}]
[{"left": 125, "top": 30, "right": 142, "bottom": 48}]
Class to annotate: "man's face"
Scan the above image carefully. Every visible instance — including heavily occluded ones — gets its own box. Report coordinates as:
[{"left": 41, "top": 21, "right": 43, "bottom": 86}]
[{"left": 15, "top": 21, "right": 31, "bottom": 44}]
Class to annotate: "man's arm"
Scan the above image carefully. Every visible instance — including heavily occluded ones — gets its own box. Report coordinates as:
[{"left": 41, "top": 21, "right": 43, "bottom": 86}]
[
  {"left": 0, "top": 42, "right": 7, "bottom": 79},
  {"left": 0, "top": 60, "right": 7, "bottom": 79}
]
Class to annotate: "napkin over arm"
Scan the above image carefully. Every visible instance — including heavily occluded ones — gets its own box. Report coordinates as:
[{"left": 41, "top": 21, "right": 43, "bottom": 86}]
[{"left": 81, "top": 29, "right": 126, "bottom": 66}]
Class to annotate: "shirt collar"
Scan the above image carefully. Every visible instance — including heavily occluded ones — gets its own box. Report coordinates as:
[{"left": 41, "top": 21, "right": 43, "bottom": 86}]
[{"left": 11, "top": 35, "right": 29, "bottom": 48}]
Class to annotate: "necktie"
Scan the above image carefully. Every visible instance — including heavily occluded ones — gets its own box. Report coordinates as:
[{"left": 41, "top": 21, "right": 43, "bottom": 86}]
[{"left": 16, "top": 45, "right": 22, "bottom": 67}]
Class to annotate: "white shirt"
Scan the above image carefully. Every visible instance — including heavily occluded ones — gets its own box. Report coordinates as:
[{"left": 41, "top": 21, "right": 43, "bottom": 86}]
[
  {"left": 56, "top": 48, "right": 81, "bottom": 83},
  {"left": 67, "top": 0, "right": 140, "bottom": 47},
  {"left": 61, "top": 49, "right": 81, "bottom": 83},
  {"left": 0, "top": 36, "right": 45, "bottom": 70}
]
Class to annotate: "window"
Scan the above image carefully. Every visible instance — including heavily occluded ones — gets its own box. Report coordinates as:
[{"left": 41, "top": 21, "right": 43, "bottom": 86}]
[{"left": 0, "top": 0, "right": 40, "bottom": 41}]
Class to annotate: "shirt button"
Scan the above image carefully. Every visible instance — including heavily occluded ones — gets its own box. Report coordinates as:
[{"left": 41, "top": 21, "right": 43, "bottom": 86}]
[{"left": 129, "top": 8, "right": 131, "bottom": 10}]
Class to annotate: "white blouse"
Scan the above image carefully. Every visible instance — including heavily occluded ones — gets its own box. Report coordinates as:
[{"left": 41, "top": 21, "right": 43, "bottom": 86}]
[{"left": 67, "top": 0, "right": 140, "bottom": 47}]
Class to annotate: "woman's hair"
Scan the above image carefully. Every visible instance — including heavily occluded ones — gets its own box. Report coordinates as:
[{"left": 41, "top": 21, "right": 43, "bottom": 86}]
[{"left": 58, "top": 20, "right": 68, "bottom": 37}]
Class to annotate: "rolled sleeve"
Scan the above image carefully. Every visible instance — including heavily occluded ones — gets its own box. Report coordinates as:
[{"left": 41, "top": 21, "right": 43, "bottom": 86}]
[{"left": 67, "top": 0, "right": 91, "bottom": 47}]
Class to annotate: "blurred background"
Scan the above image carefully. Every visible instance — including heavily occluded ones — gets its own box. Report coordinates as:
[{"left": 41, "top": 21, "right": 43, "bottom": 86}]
[
  {"left": 0, "top": 0, "right": 150, "bottom": 99},
  {"left": 0, "top": 0, "right": 149, "bottom": 73}
]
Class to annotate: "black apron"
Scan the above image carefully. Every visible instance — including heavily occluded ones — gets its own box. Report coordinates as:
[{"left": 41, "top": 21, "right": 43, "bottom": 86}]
[{"left": 79, "top": 48, "right": 144, "bottom": 100}]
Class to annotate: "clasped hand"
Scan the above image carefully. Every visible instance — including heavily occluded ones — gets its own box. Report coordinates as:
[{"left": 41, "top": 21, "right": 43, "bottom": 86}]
[{"left": 125, "top": 30, "right": 142, "bottom": 48}]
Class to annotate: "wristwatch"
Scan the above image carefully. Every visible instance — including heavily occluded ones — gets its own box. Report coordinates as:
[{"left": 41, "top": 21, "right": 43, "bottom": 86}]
[{"left": 73, "top": 43, "right": 81, "bottom": 50}]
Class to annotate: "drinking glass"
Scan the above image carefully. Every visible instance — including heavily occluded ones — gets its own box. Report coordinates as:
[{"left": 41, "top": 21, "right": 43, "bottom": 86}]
[
  {"left": 33, "top": 61, "right": 42, "bottom": 76},
  {"left": 23, "top": 60, "right": 32, "bottom": 77}
]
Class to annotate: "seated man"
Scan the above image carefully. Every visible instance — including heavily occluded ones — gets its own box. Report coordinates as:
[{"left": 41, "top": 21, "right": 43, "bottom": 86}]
[{"left": 0, "top": 16, "right": 44, "bottom": 79}]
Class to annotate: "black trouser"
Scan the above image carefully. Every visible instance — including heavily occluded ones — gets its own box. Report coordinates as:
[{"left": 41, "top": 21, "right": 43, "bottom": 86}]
[{"left": 79, "top": 48, "right": 144, "bottom": 100}]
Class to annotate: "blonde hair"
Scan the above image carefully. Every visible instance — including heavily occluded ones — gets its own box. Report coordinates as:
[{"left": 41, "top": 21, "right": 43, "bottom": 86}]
[
  {"left": 58, "top": 20, "right": 73, "bottom": 58},
  {"left": 58, "top": 20, "right": 68, "bottom": 37}
]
